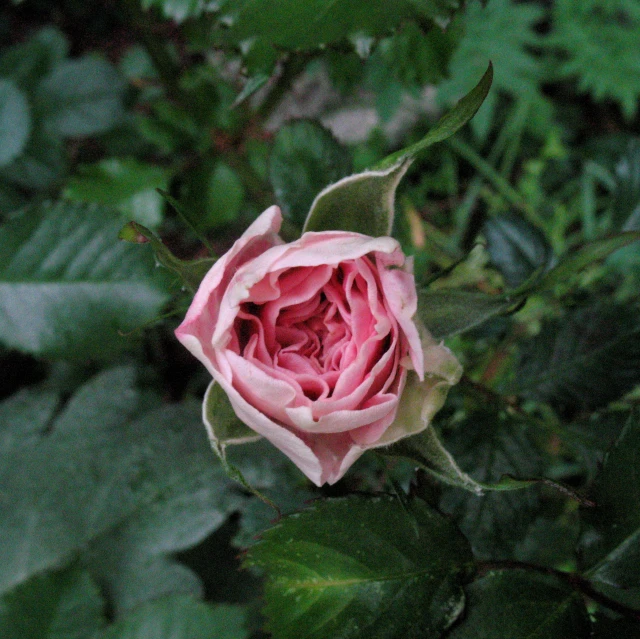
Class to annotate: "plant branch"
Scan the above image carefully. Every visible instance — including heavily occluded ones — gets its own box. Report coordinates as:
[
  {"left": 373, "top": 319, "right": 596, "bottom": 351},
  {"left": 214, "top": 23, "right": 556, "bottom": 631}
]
[{"left": 478, "top": 560, "right": 640, "bottom": 623}]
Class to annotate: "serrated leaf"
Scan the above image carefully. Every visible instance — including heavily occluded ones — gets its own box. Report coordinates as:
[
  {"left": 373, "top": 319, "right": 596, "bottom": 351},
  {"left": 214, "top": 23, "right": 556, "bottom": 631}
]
[
  {"left": 212, "top": 0, "right": 466, "bottom": 51},
  {"left": 484, "top": 212, "right": 555, "bottom": 288},
  {"left": 0, "top": 367, "right": 241, "bottom": 596},
  {"left": 551, "top": 0, "right": 640, "bottom": 119},
  {"left": 582, "top": 413, "right": 640, "bottom": 588},
  {"left": 245, "top": 495, "right": 474, "bottom": 639},
  {"left": 418, "top": 289, "right": 520, "bottom": 340},
  {"left": 0, "top": 567, "right": 105, "bottom": 639},
  {"left": 100, "top": 596, "right": 249, "bottom": 639},
  {"left": 516, "top": 302, "right": 640, "bottom": 413},
  {"left": 64, "top": 158, "right": 170, "bottom": 229},
  {"left": 0, "top": 80, "right": 30, "bottom": 168},
  {"left": 437, "top": 411, "right": 547, "bottom": 558},
  {"left": 524, "top": 231, "right": 640, "bottom": 294},
  {"left": 302, "top": 64, "right": 491, "bottom": 236},
  {"left": 0, "top": 201, "right": 171, "bottom": 359},
  {"left": 447, "top": 570, "right": 592, "bottom": 639},
  {"left": 270, "top": 120, "right": 352, "bottom": 228},
  {"left": 35, "top": 56, "right": 126, "bottom": 137}
]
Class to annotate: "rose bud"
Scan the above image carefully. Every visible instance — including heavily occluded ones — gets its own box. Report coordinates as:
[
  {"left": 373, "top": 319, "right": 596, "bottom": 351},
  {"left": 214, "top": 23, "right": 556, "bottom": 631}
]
[{"left": 176, "top": 206, "right": 461, "bottom": 486}]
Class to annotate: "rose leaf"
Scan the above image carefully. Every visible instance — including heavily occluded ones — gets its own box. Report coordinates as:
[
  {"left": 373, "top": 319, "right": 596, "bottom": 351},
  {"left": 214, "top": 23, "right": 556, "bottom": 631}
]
[
  {"left": 446, "top": 570, "right": 591, "bottom": 639},
  {"left": 581, "top": 413, "right": 640, "bottom": 589},
  {"left": 0, "top": 201, "right": 171, "bottom": 360},
  {"left": 0, "top": 566, "right": 105, "bottom": 639},
  {"left": 100, "top": 596, "right": 249, "bottom": 639},
  {"left": 244, "top": 494, "right": 474, "bottom": 639}
]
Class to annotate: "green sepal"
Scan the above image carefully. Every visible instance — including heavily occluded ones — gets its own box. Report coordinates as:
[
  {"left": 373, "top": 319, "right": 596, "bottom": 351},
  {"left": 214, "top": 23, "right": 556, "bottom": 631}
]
[
  {"left": 119, "top": 221, "right": 214, "bottom": 293},
  {"left": 373, "top": 62, "right": 493, "bottom": 171},
  {"left": 418, "top": 289, "right": 523, "bottom": 340},
  {"left": 302, "top": 64, "right": 493, "bottom": 237},
  {"left": 202, "top": 382, "right": 279, "bottom": 513},
  {"left": 383, "top": 424, "right": 593, "bottom": 504}
]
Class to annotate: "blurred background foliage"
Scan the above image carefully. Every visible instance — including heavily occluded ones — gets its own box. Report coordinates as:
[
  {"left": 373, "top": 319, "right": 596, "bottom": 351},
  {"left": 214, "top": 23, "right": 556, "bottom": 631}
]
[{"left": 1, "top": 0, "right": 640, "bottom": 637}]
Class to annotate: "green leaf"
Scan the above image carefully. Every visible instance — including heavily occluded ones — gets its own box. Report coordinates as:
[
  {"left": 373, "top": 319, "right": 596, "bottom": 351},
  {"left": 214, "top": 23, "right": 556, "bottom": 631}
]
[
  {"left": 611, "top": 138, "right": 640, "bottom": 231},
  {"left": 384, "top": 409, "right": 554, "bottom": 499},
  {"left": 435, "top": 411, "right": 547, "bottom": 558},
  {"left": 447, "top": 570, "right": 592, "bottom": 639},
  {"left": 524, "top": 231, "right": 640, "bottom": 294},
  {"left": 0, "top": 80, "right": 30, "bottom": 168},
  {"left": 64, "top": 158, "right": 170, "bottom": 229},
  {"left": 438, "top": 0, "right": 545, "bottom": 138},
  {"left": 0, "top": 201, "right": 171, "bottom": 359},
  {"left": 0, "top": 567, "right": 105, "bottom": 639},
  {"left": 582, "top": 413, "right": 640, "bottom": 589},
  {"left": 302, "top": 64, "right": 491, "bottom": 236},
  {"left": 180, "top": 159, "right": 245, "bottom": 231},
  {"left": 100, "top": 596, "right": 249, "bottom": 639},
  {"left": 203, "top": 381, "right": 260, "bottom": 450},
  {"left": 0, "top": 128, "right": 66, "bottom": 190},
  {"left": 245, "top": 495, "right": 474, "bottom": 639},
  {"left": 0, "top": 387, "right": 58, "bottom": 450},
  {"left": 0, "top": 367, "right": 241, "bottom": 596},
  {"left": 35, "top": 56, "right": 126, "bottom": 137},
  {"left": 211, "top": 0, "right": 466, "bottom": 51},
  {"left": 484, "top": 212, "right": 554, "bottom": 288},
  {"left": 551, "top": 0, "right": 640, "bottom": 119},
  {"left": 232, "top": 73, "right": 270, "bottom": 107},
  {"left": 515, "top": 301, "right": 640, "bottom": 413},
  {"left": 373, "top": 62, "right": 493, "bottom": 170},
  {"left": 270, "top": 120, "right": 352, "bottom": 228},
  {"left": 418, "top": 289, "right": 520, "bottom": 340},
  {"left": 0, "top": 26, "right": 68, "bottom": 91}
]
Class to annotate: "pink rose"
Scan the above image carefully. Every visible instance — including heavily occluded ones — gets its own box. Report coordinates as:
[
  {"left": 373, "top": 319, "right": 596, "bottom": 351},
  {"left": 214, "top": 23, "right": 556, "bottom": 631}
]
[{"left": 176, "top": 206, "right": 461, "bottom": 485}]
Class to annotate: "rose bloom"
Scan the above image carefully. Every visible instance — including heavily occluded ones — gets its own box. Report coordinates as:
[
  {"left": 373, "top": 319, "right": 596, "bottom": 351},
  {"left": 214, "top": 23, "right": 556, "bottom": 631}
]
[{"left": 176, "top": 206, "right": 461, "bottom": 486}]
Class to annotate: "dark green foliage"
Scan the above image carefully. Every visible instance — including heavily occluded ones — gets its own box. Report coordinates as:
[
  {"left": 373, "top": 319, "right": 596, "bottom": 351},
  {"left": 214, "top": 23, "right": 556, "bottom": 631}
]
[
  {"left": 484, "top": 212, "right": 554, "bottom": 288},
  {"left": 269, "top": 120, "right": 352, "bottom": 228},
  {"left": 245, "top": 495, "right": 474, "bottom": 639},
  {"left": 3, "top": 0, "right": 640, "bottom": 636},
  {"left": 0, "top": 367, "right": 242, "bottom": 600},
  {"left": 515, "top": 301, "right": 640, "bottom": 413},
  {"left": 447, "top": 570, "right": 592, "bottom": 638},
  {"left": 581, "top": 413, "right": 640, "bottom": 589},
  {"left": 438, "top": 412, "right": 546, "bottom": 558},
  {"left": 550, "top": 0, "right": 640, "bottom": 119},
  {"left": 0, "top": 567, "right": 105, "bottom": 639},
  {"left": 0, "top": 201, "right": 171, "bottom": 359}
]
